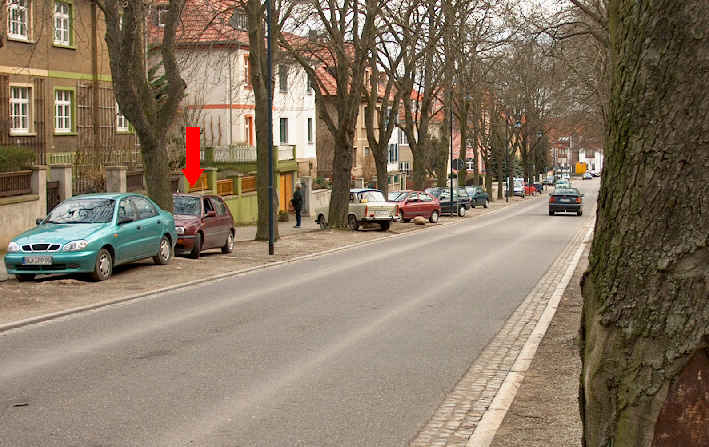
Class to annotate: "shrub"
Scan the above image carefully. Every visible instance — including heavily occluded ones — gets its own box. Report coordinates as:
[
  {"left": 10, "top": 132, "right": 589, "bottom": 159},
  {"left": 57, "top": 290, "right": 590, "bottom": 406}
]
[{"left": 0, "top": 146, "right": 36, "bottom": 172}]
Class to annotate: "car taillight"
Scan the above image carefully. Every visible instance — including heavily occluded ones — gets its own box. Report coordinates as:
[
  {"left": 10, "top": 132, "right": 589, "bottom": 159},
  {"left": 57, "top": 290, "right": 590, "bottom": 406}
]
[
  {"left": 364, "top": 206, "right": 368, "bottom": 217},
  {"left": 576, "top": 197, "right": 582, "bottom": 203},
  {"left": 549, "top": 196, "right": 555, "bottom": 203}
]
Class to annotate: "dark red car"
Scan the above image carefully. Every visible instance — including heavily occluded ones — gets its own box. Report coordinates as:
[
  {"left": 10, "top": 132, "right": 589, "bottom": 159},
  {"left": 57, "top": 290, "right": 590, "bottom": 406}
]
[
  {"left": 388, "top": 190, "right": 441, "bottom": 223},
  {"left": 173, "top": 193, "right": 235, "bottom": 258}
]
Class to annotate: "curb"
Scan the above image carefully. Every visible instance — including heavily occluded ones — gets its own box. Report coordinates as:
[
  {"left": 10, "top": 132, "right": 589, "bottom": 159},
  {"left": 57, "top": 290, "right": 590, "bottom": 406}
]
[
  {"left": 0, "top": 196, "right": 540, "bottom": 334},
  {"left": 465, "top": 221, "right": 595, "bottom": 447}
]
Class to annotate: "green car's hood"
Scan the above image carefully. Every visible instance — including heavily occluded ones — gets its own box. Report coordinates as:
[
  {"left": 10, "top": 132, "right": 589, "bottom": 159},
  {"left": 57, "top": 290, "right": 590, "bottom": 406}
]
[{"left": 14, "top": 223, "right": 109, "bottom": 245}]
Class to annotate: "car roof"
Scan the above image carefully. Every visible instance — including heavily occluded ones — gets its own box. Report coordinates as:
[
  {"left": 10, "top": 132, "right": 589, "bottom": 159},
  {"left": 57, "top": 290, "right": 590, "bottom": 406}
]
[
  {"left": 174, "top": 193, "right": 212, "bottom": 199},
  {"left": 71, "top": 193, "right": 135, "bottom": 200},
  {"left": 350, "top": 188, "right": 381, "bottom": 193}
]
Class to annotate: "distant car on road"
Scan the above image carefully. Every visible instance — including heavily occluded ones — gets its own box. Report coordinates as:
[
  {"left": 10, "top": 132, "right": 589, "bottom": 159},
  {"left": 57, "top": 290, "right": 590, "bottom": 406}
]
[
  {"left": 549, "top": 188, "right": 584, "bottom": 216},
  {"left": 583, "top": 172, "right": 593, "bottom": 180},
  {"left": 317, "top": 189, "right": 399, "bottom": 231},
  {"left": 4, "top": 193, "right": 176, "bottom": 282},
  {"left": 543, "top": 175, "right": 555, "bottom": 185},
  {"left": 173, "top": 193, "right": 235, "bottom": 259},
  {"left": 388, "top": 190, "right": 441, "bottom": 223},
  {"left": 464, "top": 186, "right": 489, "bottom": 208}
]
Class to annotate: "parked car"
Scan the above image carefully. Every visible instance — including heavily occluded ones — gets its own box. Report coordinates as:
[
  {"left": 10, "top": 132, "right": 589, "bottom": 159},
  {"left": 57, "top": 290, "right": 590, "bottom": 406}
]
[
  {"left": 425, "top": 187, "right": 470, "bottom": 216},
  {"left": 533, "top": 182, "right": 544, "bottom": 193},
  {"left": 583, "top": 172, "right": 593, "bottom": 180},
  {"left": 173, "top": 193, "right": 235, "bottom": 259},
  {"left": 315, "top": 189, "right": 399, "bottom": 231},
  {"left": 388, "top": 190, "right": 441, "bottom": 223},
  {"left": 555, "top": 179, "right": 571, "bottom": 190},
  {"left": 549, "top": 188, "right": 584, "bottom": 216},
  {"left": 513, "top": 181, "right": 526, "bottom": 197},
  {"left": 543, "top": 175, "right": 555, "bottom": 185},
  {"left": 464, "top": 186, "right": 489, "bottom": 208},
  {"left": 4, "top": 193, "right": 176, "bottom": 282},
  {"left": 524, "top": 183, "right": 537, "bottom": 196}
]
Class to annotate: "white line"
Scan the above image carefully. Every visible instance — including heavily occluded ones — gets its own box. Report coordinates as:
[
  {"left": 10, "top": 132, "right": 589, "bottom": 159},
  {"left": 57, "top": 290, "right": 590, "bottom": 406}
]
[{"left": 465, "top": 223, "right": 594, "bottom": 447}]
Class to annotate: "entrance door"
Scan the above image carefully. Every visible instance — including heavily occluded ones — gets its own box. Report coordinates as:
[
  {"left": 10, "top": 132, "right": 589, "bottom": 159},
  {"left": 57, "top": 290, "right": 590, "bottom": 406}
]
[{"left": 279, "top": 173, "right": 294, "bottom": 212}]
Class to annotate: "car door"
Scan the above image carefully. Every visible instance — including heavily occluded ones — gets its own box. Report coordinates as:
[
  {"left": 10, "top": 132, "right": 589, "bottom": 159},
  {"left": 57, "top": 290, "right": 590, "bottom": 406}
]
[
  {"left": 129, "top": 196, "right": 163, "bottom": 258},
  {"left": 419, "top": 192, "right": 435, "bottom": 216},
  {"left": 212, "top": 197, "right": 231, "bottom": 246},
  {"left": 404, "top": 192, "right": 418, "bottom": 217},
  {"left": 201, "top": 197, "right": 221, "bottom": 248},
  {"left": 114, "top": 198, "right": 142, "bottom": 263}
]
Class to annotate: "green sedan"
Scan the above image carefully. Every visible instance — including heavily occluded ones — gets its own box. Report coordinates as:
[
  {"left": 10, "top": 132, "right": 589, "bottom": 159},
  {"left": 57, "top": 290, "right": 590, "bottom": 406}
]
[{"left": 4, "top": 193, "right": 176, "bottom": 281}]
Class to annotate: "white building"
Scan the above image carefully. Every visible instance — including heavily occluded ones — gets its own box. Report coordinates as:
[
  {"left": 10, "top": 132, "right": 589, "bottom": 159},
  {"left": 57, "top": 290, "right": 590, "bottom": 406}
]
[{"left": 579, "top": 148, "right": 604, "bottom": 172}]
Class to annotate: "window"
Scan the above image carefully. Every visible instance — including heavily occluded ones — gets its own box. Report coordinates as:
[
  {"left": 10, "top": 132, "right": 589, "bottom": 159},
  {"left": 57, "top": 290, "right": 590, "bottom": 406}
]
[
  {"left": 8, "top": 0, "right": 29, "bottom": 40},
  {"left": 420, "top": 193, "right": 433, "bottom": 202},
  {"left": 307, "top": 117, "right": 313, "bottom": 143},
  {"left": 364, "top": 147, "right": 369, "bottom": 157},
  {"left": 243, "top": 55, "right": 251, "bottom": 87},
  {"left": 279, "top": 65, "right": 288, "bottom": 92},
  {"left": 229, "top": 9, "right": 248, "bottom": 30},
  {"left": 353, "top": 147, "right": 357, "bottom": 167},
  {"left": 156, "top": 5, "right": 168, "bottom": 27},
  {"left": 279, "top": 117, "right": 288, "bottom": 144},
  {"left": 54, "top": 1, "right": 71, "bottom": 46},
  {"left": 307, "top": 71, "right": 315, "bottom": 94},
  {"left": 130, "top": 197, "right": 158, "bottom": 220},
  {"left": 388, "top": 143, "right": 398, "bottom": 163},
  {"left": 244, "top": 115, "right": 254, "bottom": 145},
  {"left": 10, "top": 86, "right": 31, "bottom": 134},
  {"left": 398, "top": 128, "right": 407, "bottom": 145},
  {"left": 214, "top": 197, "right": 228, "bottom": 216},
  {"left": 55, "top": 89, "right": 73, "bottom": 133},
  {"left": 116, "top": 103, "right": 129, "bottom": 132},
  {"left": 399, "top": 161, "right": 410, "bottom": 173}
]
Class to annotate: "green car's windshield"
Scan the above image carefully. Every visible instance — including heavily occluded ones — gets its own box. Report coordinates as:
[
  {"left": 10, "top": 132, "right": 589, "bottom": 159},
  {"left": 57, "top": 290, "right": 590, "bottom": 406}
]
[
  {"left": 45, "top": 198, "right": 115, "bottom": 224},
  {"left": 174, "top": 196, "right": 201, "bottom": 216}
]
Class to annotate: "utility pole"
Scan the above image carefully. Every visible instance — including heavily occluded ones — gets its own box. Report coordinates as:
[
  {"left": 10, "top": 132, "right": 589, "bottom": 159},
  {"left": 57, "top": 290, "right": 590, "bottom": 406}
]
[{"left": 266, "top": 0, "right": 274, "bottom": 255}]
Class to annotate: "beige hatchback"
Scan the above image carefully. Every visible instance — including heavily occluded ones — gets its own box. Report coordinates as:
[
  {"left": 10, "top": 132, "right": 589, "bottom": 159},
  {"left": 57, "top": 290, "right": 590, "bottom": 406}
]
[{"left": 315, "top": 188, "right": 399, "bottom": 231}]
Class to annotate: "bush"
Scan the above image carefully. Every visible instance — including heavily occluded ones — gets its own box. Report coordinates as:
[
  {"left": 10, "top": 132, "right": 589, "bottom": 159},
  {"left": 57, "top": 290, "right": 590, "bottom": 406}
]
[
  {"left": 0, "top": 146, "right": 35, "bottom": 172},
  {"left": 314, "top": 176, "right": 331, "bottom": 190}
]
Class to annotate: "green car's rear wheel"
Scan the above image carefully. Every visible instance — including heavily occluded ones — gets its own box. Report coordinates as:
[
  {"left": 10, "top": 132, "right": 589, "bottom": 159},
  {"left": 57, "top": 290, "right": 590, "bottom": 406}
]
[
  {"left": 153, "top": 236, "right": 173, "bottom": 265},
  {"left": 91, "top": 248, "right": 113, "bottom": 281}
]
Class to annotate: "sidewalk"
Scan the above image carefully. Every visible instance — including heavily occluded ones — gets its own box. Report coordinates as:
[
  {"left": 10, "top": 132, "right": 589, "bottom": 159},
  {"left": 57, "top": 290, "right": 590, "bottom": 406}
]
[
  {"left": 488, "top": 245, "right": 589, "bottom": 446},
  {"left": 235, "top": 216, "right": 320, "bottom": 242}
]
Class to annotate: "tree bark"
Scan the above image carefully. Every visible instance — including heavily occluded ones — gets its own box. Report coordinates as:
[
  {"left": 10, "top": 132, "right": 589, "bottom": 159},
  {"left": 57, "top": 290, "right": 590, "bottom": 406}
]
[
  {"left": 247, "top": 0, "right": 280, "bottom": 242},
  {"left": 580, "top": 1, "right": 709, "bottom": 445}
]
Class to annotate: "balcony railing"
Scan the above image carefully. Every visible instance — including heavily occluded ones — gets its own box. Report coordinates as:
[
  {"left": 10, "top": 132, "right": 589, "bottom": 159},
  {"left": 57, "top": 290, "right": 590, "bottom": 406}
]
[
  {"left": 203, "top": 145, "right": 257, "bottom": 163},
  {"left": 277, "top": 145, "right": 296, "bottom": 161}
]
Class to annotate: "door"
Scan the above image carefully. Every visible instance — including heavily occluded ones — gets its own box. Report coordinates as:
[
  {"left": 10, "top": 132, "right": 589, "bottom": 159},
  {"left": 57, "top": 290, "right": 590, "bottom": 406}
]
[
  {"left": 213, "top": 197, "right": 232, "bottom": 246},
  {"left": 419, "top": 192, "right": 435, "bottom": 217},
  {"left": 201, "top": 197, "right": 222, "bottom": 248},
  {"left": 114, "top": 198, "right": 142, "bottom": 262},
  {"left": 129, "top": 196, "right": 162, "bottom": 258},
  {"left": 279, "top": 173, "right": 294, "bottom": 212}
]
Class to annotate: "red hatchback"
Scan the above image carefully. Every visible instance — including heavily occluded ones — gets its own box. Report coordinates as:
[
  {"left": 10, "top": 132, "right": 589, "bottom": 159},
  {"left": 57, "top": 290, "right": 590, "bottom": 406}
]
[
  {"left": 173, "top": 194, "right": 236, "bottom": 258},
  {"left": 388, "top": 190, "right": 441, "bottom": 223}
]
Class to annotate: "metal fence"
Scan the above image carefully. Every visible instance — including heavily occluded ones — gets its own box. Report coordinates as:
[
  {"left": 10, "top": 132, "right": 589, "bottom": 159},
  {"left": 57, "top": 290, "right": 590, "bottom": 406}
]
[
  {"left": 126, "top": 171, "right": 145, "bottom": 192},
  {"left": 0, "top": 170, "right": 32, "bottom": 198}
]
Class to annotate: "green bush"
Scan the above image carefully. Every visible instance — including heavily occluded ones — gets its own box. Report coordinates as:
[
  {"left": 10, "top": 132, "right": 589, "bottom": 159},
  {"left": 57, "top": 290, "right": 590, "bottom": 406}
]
[{"left": 0, "top": 146, "right": 36, "bottom": 172}]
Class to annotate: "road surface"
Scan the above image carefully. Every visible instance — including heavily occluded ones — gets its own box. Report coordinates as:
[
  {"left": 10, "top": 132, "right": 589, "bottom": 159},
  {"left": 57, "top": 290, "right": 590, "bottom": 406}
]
[{"left": 0, "top": 180, "right": 599, "bottom": 446}]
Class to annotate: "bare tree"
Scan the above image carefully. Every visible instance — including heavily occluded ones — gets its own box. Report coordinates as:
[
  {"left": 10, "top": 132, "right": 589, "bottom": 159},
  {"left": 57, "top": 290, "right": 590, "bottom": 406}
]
[
  {"left": 280, "top": 0, "right": 379, "bottom": 228},
  {"left": 97, "top": 0, "right": 187, "bottom": 211},
  {"left": 579, "top": 0, "right": 709, "bottom": 444}
]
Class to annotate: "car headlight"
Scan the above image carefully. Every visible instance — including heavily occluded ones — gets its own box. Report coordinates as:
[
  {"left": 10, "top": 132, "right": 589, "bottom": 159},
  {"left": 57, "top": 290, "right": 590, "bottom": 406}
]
[
  {"left": 63, "top": 240, "right": 89, "bottom": 252},
  {"left": 8, "top": 242, "right": 21, "bottom": 253},
  {"left": 176, "top": 226, "right": 184, "bottom": 235}
]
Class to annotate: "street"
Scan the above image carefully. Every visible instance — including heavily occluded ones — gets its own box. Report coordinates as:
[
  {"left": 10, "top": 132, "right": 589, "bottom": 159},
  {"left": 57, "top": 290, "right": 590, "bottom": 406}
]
[{"left": 0, "top": 180, "right": 599, "bottom": 447}]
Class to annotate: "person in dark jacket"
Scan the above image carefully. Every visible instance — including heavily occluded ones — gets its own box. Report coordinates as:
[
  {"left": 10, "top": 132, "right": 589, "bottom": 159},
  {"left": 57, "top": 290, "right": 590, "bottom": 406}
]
[{"left": 291, "top": 183, "right": 304, "bottom": 228}]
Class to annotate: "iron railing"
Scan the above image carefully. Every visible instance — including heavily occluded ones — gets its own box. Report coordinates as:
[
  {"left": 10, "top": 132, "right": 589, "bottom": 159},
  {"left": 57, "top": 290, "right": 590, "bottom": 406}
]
[{"left": 0, "top": 170, "right": 32, "bottom": 198}]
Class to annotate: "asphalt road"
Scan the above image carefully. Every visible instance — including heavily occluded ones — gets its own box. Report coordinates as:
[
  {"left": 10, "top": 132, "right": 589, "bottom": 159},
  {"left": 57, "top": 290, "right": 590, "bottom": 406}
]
[{"left": 0, "top": 179, "right": 599, "bottom": 447}]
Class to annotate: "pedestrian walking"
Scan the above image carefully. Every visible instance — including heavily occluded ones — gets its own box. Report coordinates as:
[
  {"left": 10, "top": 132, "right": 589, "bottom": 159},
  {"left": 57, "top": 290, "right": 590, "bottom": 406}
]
[{"left": 291, "top": 183, "right": 304, "bottom": 228}]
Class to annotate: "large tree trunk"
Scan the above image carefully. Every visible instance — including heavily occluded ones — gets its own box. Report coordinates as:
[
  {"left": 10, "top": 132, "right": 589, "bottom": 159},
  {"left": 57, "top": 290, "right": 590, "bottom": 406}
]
[
  {"left": 248, "top": 0, "right": 279, "bottom": 242},
  {"left": 328, "top": 127, "right": 355, "bottom": 227},
  {"left": 579, "top": 0, "right": 709, "bottom": 445},
  {"left": 375, "top": 151, "right": 388, "bottom": 197},
  {"left": 142, "top": 136, "right": 172, "bottom": 210},
  {"left": 410, "top": 142, "right": 428, "bottom": 190}
]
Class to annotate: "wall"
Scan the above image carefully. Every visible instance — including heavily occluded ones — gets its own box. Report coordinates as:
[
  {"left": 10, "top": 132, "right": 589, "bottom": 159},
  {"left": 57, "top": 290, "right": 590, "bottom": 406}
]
[
  {"left": 224, "top": 192, "right": 258, "bottom": 225},
  {"left": 0, "top": 168, "right": 46, "bottom": 248}
]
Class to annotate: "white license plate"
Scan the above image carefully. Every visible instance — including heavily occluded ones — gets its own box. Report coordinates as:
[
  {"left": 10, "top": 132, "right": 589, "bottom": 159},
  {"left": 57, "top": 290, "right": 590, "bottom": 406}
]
[
  {"left": 560, "top": 198, "right": 571, "bottom": 203},
  {"left": 375, "top": 211, "right": 390, "bottom": 217},
  {"left": 23, "top": 255, "right": 53, "bottom": 265}
]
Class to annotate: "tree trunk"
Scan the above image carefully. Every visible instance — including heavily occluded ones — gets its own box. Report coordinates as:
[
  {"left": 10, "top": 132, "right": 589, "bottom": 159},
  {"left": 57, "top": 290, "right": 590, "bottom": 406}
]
[
  {"left": 580, "top": 1, "right": 709, "bottom": 445},
  {"left": 328, "top": 127, "right": 355, "bottom": 228},
  {"left": 248, "top": 0, "right": 279, "bottom": 242},
  {"left": 375, "top": 151, "right": 388, "bottom": 198},
  {"left": 142, "top": 136, "right": 173, "bottom": 211},
  {"left": 410, "top": 142, "right": 428, "bottom": 190}
]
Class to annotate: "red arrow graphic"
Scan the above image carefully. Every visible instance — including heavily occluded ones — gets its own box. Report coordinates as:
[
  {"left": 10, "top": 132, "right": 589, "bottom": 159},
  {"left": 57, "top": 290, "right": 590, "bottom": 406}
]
[{"left": 182, "top": 126, "right": 204, "bottom": 187}]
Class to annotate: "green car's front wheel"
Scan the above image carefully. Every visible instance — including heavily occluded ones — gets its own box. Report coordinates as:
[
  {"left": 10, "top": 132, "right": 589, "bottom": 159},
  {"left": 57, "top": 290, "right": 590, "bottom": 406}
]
[
  {"left": 91, "top": 248, "right": 113, "bottom": 281},
  {"left": 153, "top": 236, "right": 173, "bottom": 265}
]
